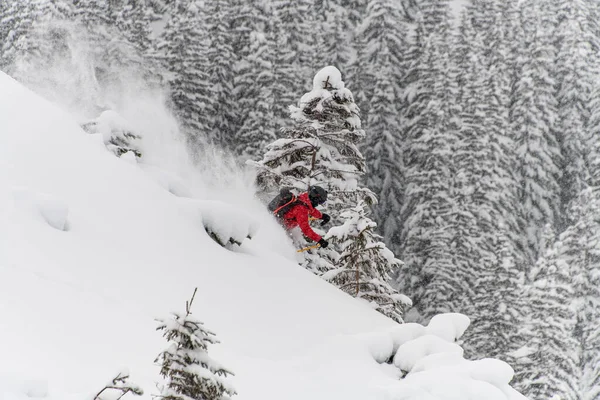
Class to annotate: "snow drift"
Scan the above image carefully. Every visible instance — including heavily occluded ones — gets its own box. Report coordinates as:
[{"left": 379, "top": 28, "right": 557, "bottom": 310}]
[{"left": 0, "top": 72, "right": 526, "bottom": 400}]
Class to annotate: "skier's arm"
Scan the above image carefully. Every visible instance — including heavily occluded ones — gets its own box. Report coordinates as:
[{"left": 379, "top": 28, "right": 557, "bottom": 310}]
[
  {"left": 309, "top": 207, "right": 323, "bottom": 220},
  {"left": 296, "top": 208, "right": 322, "bottom": 242}
]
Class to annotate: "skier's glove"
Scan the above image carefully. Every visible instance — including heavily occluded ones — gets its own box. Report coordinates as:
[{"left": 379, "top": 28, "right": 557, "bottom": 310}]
[
  {"left": 318, "top": 238, "right": 329, "bottom": 248},
  {"left": 320, "top": 213, "right": 331, "bottom": 226}
]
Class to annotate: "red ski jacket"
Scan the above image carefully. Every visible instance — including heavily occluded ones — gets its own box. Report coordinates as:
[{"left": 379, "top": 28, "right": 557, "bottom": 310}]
[{"left": 282, "top": 192, "right": 323, "bottom": 242}]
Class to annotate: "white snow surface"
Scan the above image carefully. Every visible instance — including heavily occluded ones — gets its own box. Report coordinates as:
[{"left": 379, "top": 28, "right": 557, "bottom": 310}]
[
  {"left": 312, "top": 65, "right": 344, "bottom": 90},
  {"left": 0, "top": 72, "right": 525, "bottom": 400}
]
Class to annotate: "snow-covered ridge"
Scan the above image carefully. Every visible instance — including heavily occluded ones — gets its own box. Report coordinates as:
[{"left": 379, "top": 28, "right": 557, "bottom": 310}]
[{"left": 0, "top": 72, "right": 525, "bottom": 400}]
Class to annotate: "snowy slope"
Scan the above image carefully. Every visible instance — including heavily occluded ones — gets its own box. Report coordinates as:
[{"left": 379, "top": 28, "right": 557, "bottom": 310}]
[{"left": 0, "top": 72, "right": 526, "bottom": 400}]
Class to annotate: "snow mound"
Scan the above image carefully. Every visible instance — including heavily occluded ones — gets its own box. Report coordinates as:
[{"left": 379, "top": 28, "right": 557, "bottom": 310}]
[
  {"left": 346, "top": 313, "right": 524, "bottom": 400},
  {"left": 393, "top": 334, "right": 464, "bottom": 371},
  {"left": 426, "top": 313, "right": 470, "bottom": 342},
  {"left": 389, "top": 323, "right": 428, "bottom": 351},
  {"left": 82, "top": 109, "right": 142, "bottom": 159},
  {"left": 13, "top": 188, "right": 69, "bottom": 231},
  {"left": 468, "top": 359, "right": 515, "bottom": 388},
  {"left": 177, "top": 198, "right": 260, "bottom": 248},
  {"left": 312, "top": 65, "right": 344, "bottom": 90}
]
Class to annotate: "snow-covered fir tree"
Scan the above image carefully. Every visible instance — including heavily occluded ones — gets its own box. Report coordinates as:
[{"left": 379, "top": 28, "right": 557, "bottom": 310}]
[
  {"left": 0, "top": 0, "right": 73, "bottom": 74},
  {"left": 252, "top": 66, "right": 368, "bottom": 211},
  {"left": 552, "top": 0, "right": 595, "bottom": 229},
  {"left": 199, "top": 0, "right": 238, "bottom": 151},
  {"left": 270, "top": 0, "right": 316, "bottom": 127},
  {"left": 396, "top": 2, "right": 460, "bottom": 321},
  {"left": 464, "top": 232, "right": 525, "bottom": 360},
  {"left": 157, "top": 0, "right": 212, "bottom": 149},
  {"left": 327, "top": 201, "right": 411, "bottom": 322},
  {"left": 560, "top": 188, "right": 600, "bottom": 400},
  {"left": 510, "top": 0, "right": 561, "bottom": 266},
  {"left": 252, "top": 66, "right": 408, "bottom": 319},
  {"left": 113, "top": 0, "right": 156, "bottom": 53},
  {"left": 586, "top": 77, "right": 600, "bottom": 187},
  {"left": 512, "top": 226, "right": 579, "bottom": 400},
  {"left": 312, "top": 0, "right": 353, "bottom": 77},
  {"left": 155, "top": 289, "right": 236, "bottom": 400},
  {"left": 356, "top": 0, "right": 409, "bottom": 256},
  {"left": 231, "top": 0, "right": 277, "bottom": 161}
]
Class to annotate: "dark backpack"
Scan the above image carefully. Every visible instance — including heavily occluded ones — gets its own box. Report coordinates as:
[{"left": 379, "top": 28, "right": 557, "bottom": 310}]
[{"left": 268, "top": 188, "right": 303, "bottom": 219}]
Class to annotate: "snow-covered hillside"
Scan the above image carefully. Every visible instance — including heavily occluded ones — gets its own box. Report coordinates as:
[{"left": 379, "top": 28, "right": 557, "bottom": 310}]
[{"left": 0, "top": 72, "right": 525, "bottom": 400}]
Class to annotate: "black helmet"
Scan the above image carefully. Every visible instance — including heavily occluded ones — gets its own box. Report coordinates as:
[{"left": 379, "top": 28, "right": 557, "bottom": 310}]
[{"left": 308, "top": 186, "right": 327, "bottom": 206}]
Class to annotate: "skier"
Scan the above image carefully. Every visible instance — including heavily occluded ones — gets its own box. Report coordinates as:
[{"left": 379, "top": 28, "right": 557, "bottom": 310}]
[{"left": 278, "top": 186, "right": 331, "bottom": 248}]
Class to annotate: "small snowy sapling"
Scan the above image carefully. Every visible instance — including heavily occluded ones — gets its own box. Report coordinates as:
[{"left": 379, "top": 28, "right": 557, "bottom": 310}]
[
  {"left": 327, "top": 202, "right": 411, "bottom": 323},
  {"left": 93, "top": 370, "right": 143, "bottom": 400},
  {"left": 82, "top": 110, "right": 142, "bottom": 159},
  {"left": 155, "top": 288, "right": 236, "bottom": 400}
]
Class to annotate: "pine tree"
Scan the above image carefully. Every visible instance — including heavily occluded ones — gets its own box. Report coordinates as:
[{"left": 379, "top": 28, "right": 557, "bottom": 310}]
[
  {"left": 418, "top": 0, "right": 452, "bottom": 37},
  {"left": 0, "top": 0, "right": 11, "bottom": 66},
  {"left": 562, "top": 188, "right": 600, "bottom": 400},
  {"left": 0, "top": 0, "right": 73, "bottom": 73},
  {"left": 232, "top": 0, "right": 277, "bottom": 161},
  {"left": 356, "top": 0, "right": 409, "bottom": 255},
  {"left": 327, "top": 201, "right": 411, "bottom": 322},
  {"left": 200, "top": 0, "right": 238, "bottom": 151},
  {"left": 114, "top": 0, "right": 155, "bottom": 52},
  {"left": 552, "top": 0, "right": 595, "bottom": 229},
  {"left": 155, "top": 288, "right": 236, "bottom": 400},
  {"left": 510, "top": 0, "right": 561, "bottom": 266},
  {"left": 312, "top": 0, "right": 353, "bottom": 75},
  {"left": 512, "top": 229, "right": 579, "bottom": 400},
  {"left": 395, "top": 3, "right": 460, "bottom": 320},
  {"left": 252, "top": 66, "right": 368, "bottom": 209},
  {"left": 464, "top": 232, "right": 525, "bottom": 360},
  {"left": 271, "top": 0, "right": 316, "bottom": 127},
  {"left": 586, "top": 83, "right": 600, "bottom": 187},
  {"left": 448, "top": 1, "right": 524, "bottom": 360},
  {"left": 157, "top": 0, "right": 212, "bottom": 146}
]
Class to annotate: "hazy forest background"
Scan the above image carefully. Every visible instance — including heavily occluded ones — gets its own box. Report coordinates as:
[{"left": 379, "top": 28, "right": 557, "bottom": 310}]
[{"left": 1, "top": 0, "right": 600, "bottom": 399}]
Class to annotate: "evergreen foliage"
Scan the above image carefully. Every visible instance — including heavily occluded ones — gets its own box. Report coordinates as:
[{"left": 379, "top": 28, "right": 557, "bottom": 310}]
[
  {"left": 553, "top": 0, "right": 595, "bottom": 229},
  {"left": 252, "top": 67, "right": 368, "bottom": 206},
  {"left": 0, "top": 0, "right": 73, "bottom": 73},
  {"left": 327, "top": 201, "right": 411, "bottom": 322},
  {"left": 155, "top": 288, "right": 236, "bottom": 400},
  {"left": 511, "top": 1, "right": 561, "bottom": 265},
  {"left": 232, "top": 0, "right": 277, "bottom": 161},
  {"left": 200, "top": 0, "right": 238, "bottom": 151},
  {"left": 93, "top": 371, "right": 143, "bottom": 400},
  {"left": 270, "top": 0, "right": 315, "bottom": 126},
  {"left": 513, "top": 227, "right": 579, "bottom": 400},
  {"left": 396, "top": 3, "right": 460, "bottom": 320},
  {"left": 157, "top": 0, "right": 212, "bottom": 147},
  {"left": 562, "top": 188, "right": 600, "bottom": 399},
  {"left": 114, "top": 0, "right": 155, "bottom": 52},
  {"left": 356, "top": 0, "right": 409, "bottom": 256}
]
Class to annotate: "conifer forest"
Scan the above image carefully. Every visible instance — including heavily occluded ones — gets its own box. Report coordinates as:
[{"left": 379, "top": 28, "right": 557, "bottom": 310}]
[{"left": 2, "top": 0, "right": 600, "bottom": 399}]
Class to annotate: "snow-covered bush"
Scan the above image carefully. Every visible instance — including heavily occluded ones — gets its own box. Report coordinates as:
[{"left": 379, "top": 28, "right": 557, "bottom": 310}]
[
  {"left": 92, "top": 370, "right": 143, "bottom": 400},
  {"left": 155, "top": 289, "right": 236, "bottom": 400},
  {"left": 198, "top": 200, "right": 259, "bottom": 249},
  {"left": 82, "top": 110, "right": 142, "bottom": 159}
]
